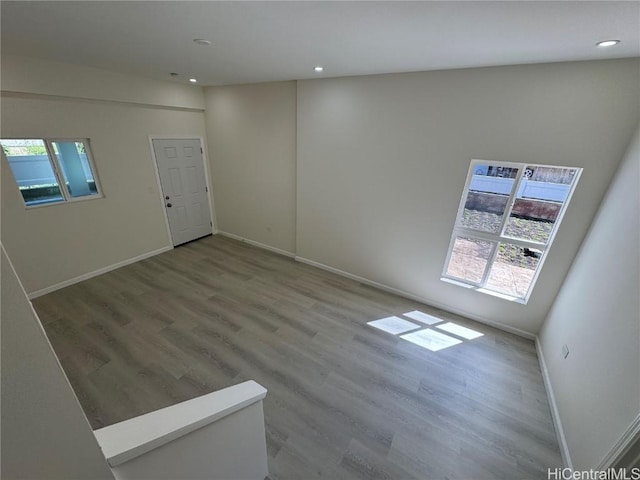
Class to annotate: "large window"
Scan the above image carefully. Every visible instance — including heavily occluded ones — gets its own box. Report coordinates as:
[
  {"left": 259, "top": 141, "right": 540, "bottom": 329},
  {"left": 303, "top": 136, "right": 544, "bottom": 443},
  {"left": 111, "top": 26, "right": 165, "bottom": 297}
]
[
  {"left": 442, "top": 160, "right": 582, "bottom": 303},
  {"left": 1, "top": 138, "right": 102, "bottom": 207}
]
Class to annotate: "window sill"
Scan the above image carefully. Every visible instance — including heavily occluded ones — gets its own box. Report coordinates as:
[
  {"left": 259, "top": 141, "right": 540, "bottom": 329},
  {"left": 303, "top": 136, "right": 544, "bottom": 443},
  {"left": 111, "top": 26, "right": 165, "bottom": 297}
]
[
  {"left": 440, "top": 277, "right": 527, "bottom": 304},
  {"left": 24, "top": 194, "right": 104, "bottom": 210}
]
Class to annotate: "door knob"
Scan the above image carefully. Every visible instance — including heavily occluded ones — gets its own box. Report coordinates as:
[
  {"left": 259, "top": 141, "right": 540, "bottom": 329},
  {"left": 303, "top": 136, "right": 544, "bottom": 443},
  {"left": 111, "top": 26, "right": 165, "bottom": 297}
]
[
  {"left": 165, "top": 196, "right": 170, "bottom": 200},
  {"left": 166, "top": 203, "right": 172, "bottom": 208}
]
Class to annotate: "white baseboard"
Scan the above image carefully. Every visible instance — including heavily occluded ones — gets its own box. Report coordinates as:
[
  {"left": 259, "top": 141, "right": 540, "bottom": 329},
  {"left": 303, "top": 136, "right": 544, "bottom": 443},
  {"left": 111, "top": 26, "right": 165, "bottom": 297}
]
[
  {"left": 211, "top": 234, "right": 535, "bottom": 340},
  {"left": 536, "top": 338, "right": 573, "bottom": 469},
  {"left": 294, "top": 255, "right": 536, "bottom": 341},
  {"left": 27, "top": 246, "right": 173, "bottom": 299},
  {"left": 215, "top": 231, "right": 296, "bottom": 258},
  {"left": 597, "top": 413, "right": 640, "bottom": 469}
]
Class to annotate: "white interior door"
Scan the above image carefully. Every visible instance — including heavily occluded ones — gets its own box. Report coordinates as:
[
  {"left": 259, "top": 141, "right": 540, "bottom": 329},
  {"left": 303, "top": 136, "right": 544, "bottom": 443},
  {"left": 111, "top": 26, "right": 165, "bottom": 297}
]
[{"left": 152, "top": 138, "right": 212, "bottom": 246}]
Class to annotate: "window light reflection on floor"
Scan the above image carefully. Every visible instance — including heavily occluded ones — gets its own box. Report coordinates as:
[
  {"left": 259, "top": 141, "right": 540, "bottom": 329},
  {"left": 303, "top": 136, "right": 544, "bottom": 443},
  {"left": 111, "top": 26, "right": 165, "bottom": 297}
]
[
  {"left": 436, "top": 322, "right": 484, "bottom": 340},
  {"left": 367, "top": 310, "right": 484, "bottom": 353},
  {"left": 367, "top": 316, "right": 421, "bottom": 335},
  {"left": 402, "top": 310, "right": 443, "bottom": 325},
  {"left": 400, "top": 328, "right": 463, "bottom": 352}
]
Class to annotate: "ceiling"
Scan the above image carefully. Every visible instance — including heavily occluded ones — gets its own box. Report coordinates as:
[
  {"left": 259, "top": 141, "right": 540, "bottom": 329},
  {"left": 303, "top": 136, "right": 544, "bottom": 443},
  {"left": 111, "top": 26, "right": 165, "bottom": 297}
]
[{"left": 1, "top": 1, "right": 638, "bottom": 87}]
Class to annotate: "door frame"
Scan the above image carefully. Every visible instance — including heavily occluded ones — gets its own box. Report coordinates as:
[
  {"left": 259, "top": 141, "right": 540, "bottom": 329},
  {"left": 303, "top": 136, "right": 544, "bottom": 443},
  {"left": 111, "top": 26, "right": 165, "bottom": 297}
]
[{"left": 148, "top": 135, "right": 217, "bottom": 246}]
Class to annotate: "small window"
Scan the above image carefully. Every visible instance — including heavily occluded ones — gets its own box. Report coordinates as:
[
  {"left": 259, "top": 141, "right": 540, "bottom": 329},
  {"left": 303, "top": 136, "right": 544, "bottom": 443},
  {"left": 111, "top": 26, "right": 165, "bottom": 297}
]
[
  {"left": 442, "top": 160, "right": 581, "bottom": 303},
  {"left": 1, "top": 138, "right": 102, "bottom": 207}
]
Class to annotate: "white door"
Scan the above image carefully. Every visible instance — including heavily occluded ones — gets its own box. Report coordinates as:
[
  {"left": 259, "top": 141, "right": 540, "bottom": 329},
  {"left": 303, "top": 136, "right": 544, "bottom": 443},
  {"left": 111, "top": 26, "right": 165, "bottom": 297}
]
[{"left": 152, "top": 138, "right": 212, "bottom": 246}]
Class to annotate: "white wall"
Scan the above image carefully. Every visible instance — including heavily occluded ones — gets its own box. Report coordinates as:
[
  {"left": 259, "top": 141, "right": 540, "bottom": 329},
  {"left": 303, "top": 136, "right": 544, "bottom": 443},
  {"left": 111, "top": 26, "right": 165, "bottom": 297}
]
[
  {"left": 1, "top": 245, "right": 115, "bottom": 479},
  {"left": 296, "top": 58, "right": 640, "bottom": 334},
  {"left": 2, "top": 55, "right": 204, "bottom": 109},
  {"left": 1, "top": 56, "right": 209, "bottom": 294},
  {"left": 539, "top": 124, "right": 640, "bottom": 469},
  {"left": 204, "top": 82, "right": 297, "bottom": 254},
  {"left": 4, "top": 55, "right": 638, "bottom": 336}
]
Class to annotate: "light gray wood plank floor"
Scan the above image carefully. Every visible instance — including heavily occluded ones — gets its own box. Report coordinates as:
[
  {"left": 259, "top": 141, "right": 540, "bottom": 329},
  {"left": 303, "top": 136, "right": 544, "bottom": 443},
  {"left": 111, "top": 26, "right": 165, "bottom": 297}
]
[{"left": 33, "top": 234, "right": 561, "bottom": 479}]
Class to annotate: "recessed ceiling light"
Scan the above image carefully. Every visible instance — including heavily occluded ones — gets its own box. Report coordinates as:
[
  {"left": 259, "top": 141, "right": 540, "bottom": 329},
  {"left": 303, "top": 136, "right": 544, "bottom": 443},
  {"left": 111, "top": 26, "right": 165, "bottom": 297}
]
[
  {"left": 596, "top": 40, "right": 620, "bottom": 47},
  {"left": 193, "top": 39, "right": 212, "bottom": 46},
  {"left": 189, "top": 78, "right": 197, "bottom": 83},
  {"left": 314, "top": 66, "right": 324, "bottom": 73}
]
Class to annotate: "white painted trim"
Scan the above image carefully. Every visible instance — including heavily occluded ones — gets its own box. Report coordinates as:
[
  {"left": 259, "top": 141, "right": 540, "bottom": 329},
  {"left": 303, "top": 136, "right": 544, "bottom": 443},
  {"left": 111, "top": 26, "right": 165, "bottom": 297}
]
[
  {"left": 94, "top": 380, "right": 267, "bottom": 467},
  {"left": 216, "top": 231, "right": 296, "bottom": 258},
  {"left": 197, "top": 136, "right": 218, "bottom": 232},
  {"left": 27, "top": 246, "right": 173, "bottom": 299},
  {"left": 536, "top": 338, "right": 573, "bottom": 469},
  {"left": 597, "top": 413, "right": 640, "bottom": 469},
  {"left": 294, "top": 255, "right": 536, "bottom": 340},
  {"left": 441, "top": 277, "right": 526, "bottom": 304}
]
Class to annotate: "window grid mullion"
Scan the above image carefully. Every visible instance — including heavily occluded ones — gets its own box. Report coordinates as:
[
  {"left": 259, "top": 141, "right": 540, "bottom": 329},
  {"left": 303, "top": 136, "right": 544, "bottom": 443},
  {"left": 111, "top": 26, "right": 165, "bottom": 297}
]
[
  {"left": 465, "top": 166, "right": 540, "bottom": 289},
  {"left": 81, "top": 139, "right": 103, "bottom": 198},
  {"left": 496, "top": 168, "right": 525, "bottom": 238},
  {"left": 451, "top": 227, "right": 547, "bottom": 251},
  {"left": 443, "top": 159, "right": 582, "bottom": 303},
  {"left": 44, "top": 140, "right": 70, "bottom": 202},
  {"left": 478, "top": 240, "right": 500, "bottom": 287}
]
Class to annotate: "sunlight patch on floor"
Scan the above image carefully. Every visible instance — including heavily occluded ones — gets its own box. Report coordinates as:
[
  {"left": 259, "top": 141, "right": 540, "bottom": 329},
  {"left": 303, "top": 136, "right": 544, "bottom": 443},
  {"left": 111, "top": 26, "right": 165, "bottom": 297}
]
[
  {"left": 367, "top": 310, "right": 485, "bottom": 353},
  {"left": 367, "top": 316, "right": 421, "bottom": 335},
  {"left": 400, "top": 328, "right": 463, "bottom": 352},
  {"left": 435, "top": 322, "right": 484, "bottom": 340},
  {"left": 402, "top": 310, "right": 443, "bottom": 325}
]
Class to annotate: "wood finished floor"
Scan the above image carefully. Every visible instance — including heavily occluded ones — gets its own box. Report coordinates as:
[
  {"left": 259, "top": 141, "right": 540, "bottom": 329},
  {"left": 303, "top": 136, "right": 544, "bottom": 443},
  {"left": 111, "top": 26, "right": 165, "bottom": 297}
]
[{"left": 33, "top": 235, "right": 561, "bottom": 479}]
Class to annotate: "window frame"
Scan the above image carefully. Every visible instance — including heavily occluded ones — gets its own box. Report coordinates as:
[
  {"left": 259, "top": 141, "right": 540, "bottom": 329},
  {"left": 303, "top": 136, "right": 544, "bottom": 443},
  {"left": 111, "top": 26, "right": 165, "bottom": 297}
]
[
  {"left": 1, "top": 137, "right": 104, "bottom": 208},
  {"left": 441, "top": 159, "right": 582, "bottom": 304}
]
